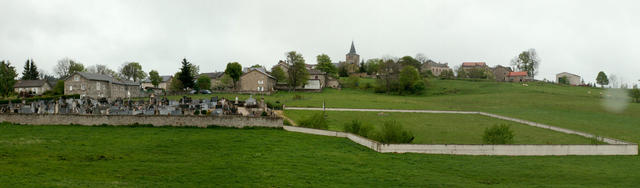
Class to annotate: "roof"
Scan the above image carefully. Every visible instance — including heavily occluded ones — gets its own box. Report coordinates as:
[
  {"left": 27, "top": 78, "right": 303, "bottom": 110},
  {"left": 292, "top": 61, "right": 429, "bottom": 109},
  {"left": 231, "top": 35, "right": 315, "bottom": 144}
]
[
  {"left": 200, "top": 72, "right": 224, "bottom": 79},
  {"left": 308, "top": 69, "right": 326, "bottom": 75},
  {"left": 14, "top": 80, "right": 49, "bottom": 88},
  {"left": 242, "top": 68, "right": 275, "bottom": 79},
  {"left": 507, "top": 72, "right": 528, "bottom": 77},
  {"left": 71, "top": 72, "right": 140, "bottom": 86},
  {"left": 556, "top": 72, "right": 580, "bottom": 77},
  {"left": 462, "top": 62, "right": 487, "bottom": 67},
  {"left": 243, "top": 67, "right": 267, "bottom": 73},
  {"left": 348, "top": 41, "right": 357, "bottom": 55},
  {"left": 142, "top": 75, "right": 172, "bottom": 83}
]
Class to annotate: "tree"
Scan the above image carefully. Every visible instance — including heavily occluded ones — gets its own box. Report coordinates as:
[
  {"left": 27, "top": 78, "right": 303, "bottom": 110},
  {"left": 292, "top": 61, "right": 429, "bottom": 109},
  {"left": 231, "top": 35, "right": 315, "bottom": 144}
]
[
  {"left": 169, "top": 72, "right": 183, "bottom": 92},
  {"left": 250, "top": 64, "right": 264, "bottom": 69},
  {"left": 316, "top": 54, "right": 337, "bottom": 78},
  {"left": 455, "top": 66, "right": 466, "bottom": 78},
  {"left": 364, "top": 58, "right": 382, "bottom": 75},
  {"left": 398, "top": 66, "right": 424, "bottom": 94},
  {"left": 270, "top": 66, "right": 287, "bottom": 83},
  {"left": 148, "top": 70, "right": 161, "bottom": 88},
  {"left": 55, "top": 58, "right": 85, "bottom": 78},
  {"left": 0, "top": 61, "right": 18, "bottom": 98},
  {"left": 178, "top": 58, "right": 195, "bottom": 90},
  {"left": 376, "top": 59, "right": 400, "bottom": 93},
  {"left": 21, "top": 59, "right": 39, "bottom": 80},
  {"left": 87, "top": 64, "right": 119, "bottom": 79},
  {"left": 338, "top": 64, "right": 349, "bottom": 77},
  {"left": 630, "top": 85, "right": 640, "bottom": 103},
  {"left": 483, "top": 124, "right": 514, "bottom": 144},
  {"left": 359, "top": 60, "right": 366, "bottom": 73},
  {"left": 120, "top": 62, "right": 147, "bottom": 82},
  {"left": 285, "top": 51, "right": 309, "bottom": 91},
  {"left": 510, "top": 49, "right": 540, "bottom": 78},
  {"left": 197, "top": 75, "right": 211, "bottom": 90},
  {"left": 439, "top": 69, "right": 455, "bottom": 80},
  {"left": 52, "top": 80, "right": 65, "bottom": 95},
  {"left": 224, "top": 62, "right": 243, "bottom": 89},
  {"left": 596, "top": 71, "right": 609, "bottom": 88},
  {"left": 399, "top": 56, "right": 422, "bottom": 71},
  {"left": 216, "top": 74, "right": 233, "bottom": 90}
]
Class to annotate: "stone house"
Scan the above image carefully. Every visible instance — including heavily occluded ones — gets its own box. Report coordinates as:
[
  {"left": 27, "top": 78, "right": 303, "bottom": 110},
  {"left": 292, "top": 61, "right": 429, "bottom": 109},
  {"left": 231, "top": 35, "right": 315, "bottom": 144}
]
[
  {"left": 421, "top": 61, "right": 452, "bottom": 76},
  {"left": 491, "top": 65, "right": 513, "bottom": 82},
  {"left": 239, "top": 69, "right": 276, "bottom": 93},
  {"left": 506, "top": 71, "right": 532, "bottom": 82},
  {"left": 64, "top": 72, "right": 142, "bottom": 99},
  {"left": 556, "top": 72, "right": 582, "bottom": 85},
  {"left": 13, "top": 80, "right": 52, "bottom": 95},
  {"left": 141, "top": 75, "right": 172, "bottom": 90},
  {"left": 199, "top": 72, "right": 225, "bottom": 89}
]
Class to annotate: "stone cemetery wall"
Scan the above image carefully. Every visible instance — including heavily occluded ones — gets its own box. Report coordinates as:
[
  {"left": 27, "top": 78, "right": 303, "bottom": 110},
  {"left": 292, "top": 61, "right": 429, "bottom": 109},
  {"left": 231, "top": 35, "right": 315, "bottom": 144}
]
[{"left": 0, "top": 114, "right": 282, "bottom": 128}]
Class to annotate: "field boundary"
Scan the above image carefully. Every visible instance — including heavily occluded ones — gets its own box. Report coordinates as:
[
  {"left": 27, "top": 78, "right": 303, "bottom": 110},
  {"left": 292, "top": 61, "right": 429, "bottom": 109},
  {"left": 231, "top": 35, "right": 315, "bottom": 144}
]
[{"left": 283, "top": 107, "right": 638, "bottom": 156}]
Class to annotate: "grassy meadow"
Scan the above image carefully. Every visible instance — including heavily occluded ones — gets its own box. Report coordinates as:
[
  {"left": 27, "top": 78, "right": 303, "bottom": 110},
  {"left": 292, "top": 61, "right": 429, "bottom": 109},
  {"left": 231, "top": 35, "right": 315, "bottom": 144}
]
[
  {"left": 1, "top": 123, "right": 640, "bottom": 187},
  {"left": 283, "top": 110, "right": 599, "bottom": 144}
]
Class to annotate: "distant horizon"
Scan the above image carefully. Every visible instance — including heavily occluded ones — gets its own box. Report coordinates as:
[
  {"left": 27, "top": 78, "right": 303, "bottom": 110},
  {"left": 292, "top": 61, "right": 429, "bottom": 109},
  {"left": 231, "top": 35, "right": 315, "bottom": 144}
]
[{"left": 1, "top": 0, "right": 638, "bottom": 86}]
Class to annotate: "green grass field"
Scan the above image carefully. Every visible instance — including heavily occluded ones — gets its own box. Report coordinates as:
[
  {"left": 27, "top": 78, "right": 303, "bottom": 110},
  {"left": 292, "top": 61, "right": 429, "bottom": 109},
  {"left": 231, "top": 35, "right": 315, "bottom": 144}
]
[
  {"left": 1, "top": 123, "right": 639, "bottom": 187},
  {"left": 283, "top": 110, "right": 598, "bottom": 144},
  {"left": 3, "top": 79, "right": 639, "bottom": 186},
  {"left": 177, "top": 79, "right": 640, "bottom": 144}
]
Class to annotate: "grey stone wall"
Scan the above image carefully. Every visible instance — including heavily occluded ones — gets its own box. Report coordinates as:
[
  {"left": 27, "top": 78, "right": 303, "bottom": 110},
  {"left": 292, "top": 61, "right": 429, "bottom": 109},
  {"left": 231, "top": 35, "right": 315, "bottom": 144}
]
[{"left": 0, "top": 114, "right": 282, "bottom": 128}]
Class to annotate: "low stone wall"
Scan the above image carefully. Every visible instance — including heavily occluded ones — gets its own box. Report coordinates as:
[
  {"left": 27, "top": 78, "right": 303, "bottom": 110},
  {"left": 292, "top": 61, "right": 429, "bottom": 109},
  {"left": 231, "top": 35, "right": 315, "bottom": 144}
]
[
  {"left": 0, "top": 114, "right": 282, "bottom": 128},
  {"left": 283, "top": 126, "right": 638, "bottom": 156}
]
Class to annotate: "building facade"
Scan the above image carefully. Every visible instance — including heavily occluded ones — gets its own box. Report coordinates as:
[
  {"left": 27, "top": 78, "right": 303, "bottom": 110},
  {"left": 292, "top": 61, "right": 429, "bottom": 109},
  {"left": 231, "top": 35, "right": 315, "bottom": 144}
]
[
  {"left": 13, "top": 80, "right": 52, "bottom": 95},
  {"left": 422, "top": 61, "right": 452, "bottom": 76},
  {"left": 239, "top": 69, "right": 276, "bottom": 93},
  {"left": 64, "top": 72, "right": 141, "bottom": 99},
  {"left": 141, "top": 75, "right": 172, "bottom": 90},
  {"left": 506, "top": 71, "right": 532, "bottom": 82},
  {"left": 491, "top": 65, "right": 513, "bottom": 82},
  {"left": 556, "top": 72, "right": 582, "bottom": 85}
]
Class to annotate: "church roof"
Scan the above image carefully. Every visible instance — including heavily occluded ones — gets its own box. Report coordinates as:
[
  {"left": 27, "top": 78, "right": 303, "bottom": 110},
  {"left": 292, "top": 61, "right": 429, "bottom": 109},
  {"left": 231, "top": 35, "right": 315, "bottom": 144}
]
[{"left": 348, "top": 41, "right": 357, "bottom": 55}]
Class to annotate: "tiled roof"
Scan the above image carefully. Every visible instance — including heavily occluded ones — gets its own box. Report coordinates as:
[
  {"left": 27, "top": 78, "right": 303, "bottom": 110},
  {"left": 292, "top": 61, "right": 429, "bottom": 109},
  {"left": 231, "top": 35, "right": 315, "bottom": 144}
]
[
  {"left": 14, "top": 80, "right": 49, "bottom": 88},
  {"left": 142, "top": 75, "right": 172, "bottom": 83},
  {"left": 508, "top": 71, "right": 528, "bottom": 77},
  {"left": 200, "top": 72, "right": 224, "bottom": 79},
  {"left": 308, "top": 69, "right": 326, "bottom": 75},
  {"left": 73, "top": 72, "right": 140, "bottom": 86},
  {"left": 243, "top": 68, "right": 275, "bottom": 79},
  {"left": 462, "top": 62, "right": 487, "bottom": 67},
  {"left": 556, "top": 72, "right": 580, "bottom": 77}
]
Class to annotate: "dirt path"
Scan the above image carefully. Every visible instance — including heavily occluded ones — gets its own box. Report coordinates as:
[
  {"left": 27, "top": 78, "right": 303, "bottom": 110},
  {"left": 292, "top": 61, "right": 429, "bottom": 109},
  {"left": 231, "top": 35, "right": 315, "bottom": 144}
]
[{"left": 273, "top": 110, "right": 297, "bottom": 126}]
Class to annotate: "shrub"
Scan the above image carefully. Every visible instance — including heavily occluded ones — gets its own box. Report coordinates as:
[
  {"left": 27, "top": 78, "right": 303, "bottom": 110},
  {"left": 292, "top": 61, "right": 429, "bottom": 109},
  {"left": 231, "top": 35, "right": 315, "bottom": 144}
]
[
  {"left": 299, "top": 112, "right": 328, "bottom": 129},
  {"left": 194, "top": 110, "right": 200, "bottom": 115},
  {"left": 292, "top": 95, "right": 304, "bottom": 100},
  {"left": 483, "top": 124, "right": 514, "bottom": 144},
  {"left": 201, "top": 110, "right": 208, "bottom": 115},
  {"left": 283, "top": 119, "right": 292, "bottom": 126},
  {"left": 343, "top": 120, "right": 373, "bottom": 138},
  {"left": 374, "top": 121, "right": 414, "bottom": 144},
  {"left": 345, "top": 76, "right": 360, "bottom": 88},
  {"left": 261, "top": 111, "right": 268, "bottom": 116}
]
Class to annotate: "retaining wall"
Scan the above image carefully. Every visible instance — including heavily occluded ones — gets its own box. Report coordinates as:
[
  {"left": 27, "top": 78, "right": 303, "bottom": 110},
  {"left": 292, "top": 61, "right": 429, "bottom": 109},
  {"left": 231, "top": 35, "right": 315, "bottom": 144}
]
[
  {"left": 283, "top": 126, "right": 638, "bottom": 156},
  {"left": 0, "top": 114, "right": 282, "bottom": 128}
]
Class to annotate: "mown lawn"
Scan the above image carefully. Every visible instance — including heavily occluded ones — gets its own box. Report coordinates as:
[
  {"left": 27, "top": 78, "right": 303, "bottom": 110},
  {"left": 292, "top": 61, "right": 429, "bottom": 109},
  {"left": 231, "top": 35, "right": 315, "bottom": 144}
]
[
  {"left": 284, "top": 111, "right": 598, "bottom": 144},
  {"left": 172, "top": 79, "right": 640, "bottom": 144},
  {"left": 1, "top": 124, "right": 639, "bottom": 187}
]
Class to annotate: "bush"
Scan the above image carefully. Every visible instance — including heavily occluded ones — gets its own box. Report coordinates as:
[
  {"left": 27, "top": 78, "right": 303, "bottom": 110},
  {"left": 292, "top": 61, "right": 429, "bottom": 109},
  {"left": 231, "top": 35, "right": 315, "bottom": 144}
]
[
  {"left": 374, "top": 121, "right": 414, "bottom": 144},
  {"left": 261, "top": 111, "right": 268, "bottom": 116},
  {"left": 483, "top": 124, "right": 514, "bottom": 144},
  {"left": 299, "top": 112, "right": 328, "bottom": 129},
  {"left": 343, "top": 120, "right": 373, "bottom": 138},
  {"left": 201, "top": 110, "right": 208, "bottom": 115},
  {"left": 345, "top": 76, "right": 360, "bottom": 88},
  {"left": 266, "top": 101, "right": 283, "bottom": 110}
]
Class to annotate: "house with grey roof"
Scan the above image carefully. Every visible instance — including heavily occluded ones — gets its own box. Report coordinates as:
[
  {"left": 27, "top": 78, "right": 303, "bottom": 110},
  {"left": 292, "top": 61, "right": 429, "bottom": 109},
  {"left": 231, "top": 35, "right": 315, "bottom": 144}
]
[
  {"left": 199, "top": 72, "right": 225, "bottom": 90},
  {"left": 64, "top": 72, "right": 142, "bottom": 99},
  {"left": 13, "top": 80, "right": 52, "bottom": 95},
  {"left": 141, "top": 75, "right": 173, "bottom": 90}
]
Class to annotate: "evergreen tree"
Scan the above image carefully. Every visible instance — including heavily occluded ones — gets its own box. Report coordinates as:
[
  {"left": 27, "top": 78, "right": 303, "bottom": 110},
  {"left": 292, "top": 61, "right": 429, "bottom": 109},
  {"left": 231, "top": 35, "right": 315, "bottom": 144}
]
[
  {"left": 0, "top": 61, "right": 18, "bottom": 98},
  {"left": 21, "top": 59, "right": 39, "bottom": 80},
  {"left": 178, "top": 58, "right": 195, "bottom": 90},
  {"left": 596, "top": 71, "right": 609, "bottom": 88}
]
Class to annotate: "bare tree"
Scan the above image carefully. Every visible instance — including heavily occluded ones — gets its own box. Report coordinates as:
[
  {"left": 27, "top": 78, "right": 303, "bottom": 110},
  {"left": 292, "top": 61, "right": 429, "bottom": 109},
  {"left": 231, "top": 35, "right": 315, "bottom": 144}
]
[{"left": 55, "top": 58, "right": 72, "bottom": 78}]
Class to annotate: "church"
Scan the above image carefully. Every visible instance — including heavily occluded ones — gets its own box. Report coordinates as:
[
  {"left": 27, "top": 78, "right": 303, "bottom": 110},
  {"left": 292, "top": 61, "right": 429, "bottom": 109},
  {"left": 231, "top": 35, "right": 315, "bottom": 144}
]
[{"left": 341, "top": 41, "right": 360, "bottom": 74}]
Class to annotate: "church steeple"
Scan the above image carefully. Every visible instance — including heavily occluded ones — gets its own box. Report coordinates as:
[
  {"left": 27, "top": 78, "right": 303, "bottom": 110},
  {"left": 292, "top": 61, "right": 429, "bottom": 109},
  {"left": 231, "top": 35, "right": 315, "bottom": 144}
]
[{"left": 348, "top": 41, "right": 357, "bottom": 54}]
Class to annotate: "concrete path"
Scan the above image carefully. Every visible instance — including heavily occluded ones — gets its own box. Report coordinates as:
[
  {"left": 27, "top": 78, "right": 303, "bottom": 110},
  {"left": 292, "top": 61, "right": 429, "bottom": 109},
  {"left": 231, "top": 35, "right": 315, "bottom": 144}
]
[{"left": 284, "top": 107, "right": 633, "bottom": 145}]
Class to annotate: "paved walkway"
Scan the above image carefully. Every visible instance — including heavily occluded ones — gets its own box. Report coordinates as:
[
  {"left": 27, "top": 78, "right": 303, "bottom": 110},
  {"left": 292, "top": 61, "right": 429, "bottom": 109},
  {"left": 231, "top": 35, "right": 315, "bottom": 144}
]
[{"left": 284, "top": 107, "right": 633, "bottom": 145}]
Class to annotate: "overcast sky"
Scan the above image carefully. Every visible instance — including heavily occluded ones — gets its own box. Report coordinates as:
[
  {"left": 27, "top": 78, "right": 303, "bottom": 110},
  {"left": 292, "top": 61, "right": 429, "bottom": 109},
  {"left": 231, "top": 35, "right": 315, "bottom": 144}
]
[{"left": 1, "top": 0, "right": 638, "bottom": 85}]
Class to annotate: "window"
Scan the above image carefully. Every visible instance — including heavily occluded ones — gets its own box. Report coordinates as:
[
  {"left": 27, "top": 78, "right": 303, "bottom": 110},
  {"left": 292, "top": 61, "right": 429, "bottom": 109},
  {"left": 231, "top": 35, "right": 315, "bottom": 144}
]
[
  {"left": 69, "top": 86, "right": 73, "bottom": 91},
  {"left": 74, "top": 75, "right": 80, "bottom": 81},
  {"left": 81, "top": 84, "right": 85, "bottom": 90},
  {"left": 258, "top": 80, "right": 263, "bottom": 84},
  {"left": 96, "top": 82, "right": 101, "bottom": 91}
]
